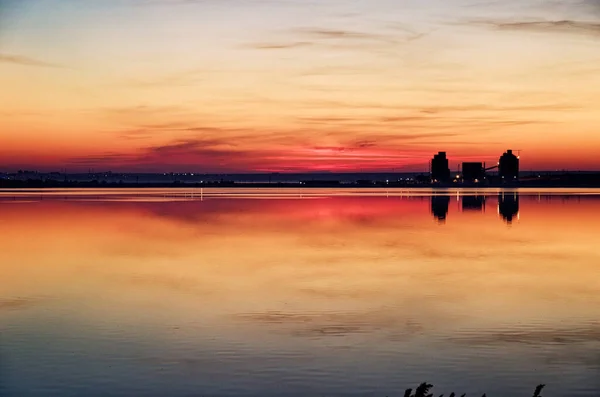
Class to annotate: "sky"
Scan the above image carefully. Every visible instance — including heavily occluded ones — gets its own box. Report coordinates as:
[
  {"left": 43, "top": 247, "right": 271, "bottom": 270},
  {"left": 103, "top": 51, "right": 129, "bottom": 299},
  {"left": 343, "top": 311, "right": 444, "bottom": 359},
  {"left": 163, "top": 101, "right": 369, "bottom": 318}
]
[{"left": 1, "top": 0, "right": 599, "bottom": 172}]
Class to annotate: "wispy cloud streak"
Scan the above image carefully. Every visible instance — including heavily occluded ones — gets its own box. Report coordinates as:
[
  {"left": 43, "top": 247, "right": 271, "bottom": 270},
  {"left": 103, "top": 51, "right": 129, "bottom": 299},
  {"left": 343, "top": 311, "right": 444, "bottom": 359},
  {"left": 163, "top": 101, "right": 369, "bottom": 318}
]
[
  {"left": 0, "top": 53, "right": 61, "bottom": 68},
  {"left": 480, "top": 19, "right": 600, "bottom": 36}
]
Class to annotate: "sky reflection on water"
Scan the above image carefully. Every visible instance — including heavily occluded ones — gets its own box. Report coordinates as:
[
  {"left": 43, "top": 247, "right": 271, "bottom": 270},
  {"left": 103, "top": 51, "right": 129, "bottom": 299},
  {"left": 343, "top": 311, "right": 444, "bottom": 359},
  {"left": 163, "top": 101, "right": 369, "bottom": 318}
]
[{"left": 1, "top": 189, "right": 600, "bottom": 397}]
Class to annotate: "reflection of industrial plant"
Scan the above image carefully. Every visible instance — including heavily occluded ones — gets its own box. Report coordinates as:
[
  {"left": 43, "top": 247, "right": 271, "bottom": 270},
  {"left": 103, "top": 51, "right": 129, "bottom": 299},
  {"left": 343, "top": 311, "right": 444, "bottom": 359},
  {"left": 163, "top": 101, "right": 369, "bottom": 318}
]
[
  {"left": 430, "top": 150, "right": 520, "bottom": 184},
  {"left": 431, "top": 195, "right": 450, "bottom": 223},
  {"left": 462, "top": 195, "right": 486, "bottom": 212},
  {"left": 498, "top": 192, "right": 520, "bottom": 224},
  {"left": 430, "top": 193, "right": 519, "bottom": 224}
]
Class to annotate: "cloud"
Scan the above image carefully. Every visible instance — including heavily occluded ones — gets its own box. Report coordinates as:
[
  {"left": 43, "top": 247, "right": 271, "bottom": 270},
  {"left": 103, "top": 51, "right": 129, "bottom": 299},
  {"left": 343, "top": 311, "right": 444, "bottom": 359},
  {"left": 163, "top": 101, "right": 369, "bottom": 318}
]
[
  {"left": 69, "top": 98, "right": 563, "bottom": 172},
  {"left": 250, "top": 41, "right": 313, "bottom": 50},
  {"left": 68, "top": 135, "right": 268, "bottom": 172},
  {"left": 103, "top": 105, "right": 188, "bottom": 117},
  {"left": 299, "top": 28, "right": 392, "bottom": 40},
  {"left": 419, "top": 103, "right": 579, "bottom": 114},
  {"left": 294, "top": 110, "right": 560, "bottom": 133},
  {"left": 100, "top": 105, "right": 204, "bottom": 135},
  {"left": 0, "top": 53, "right": 61, "bottom": 68},
  {"left": 66, "top": 131, "right": 431, "bottom": 173},
  {"left": 68, "top": 153, "right": 139, "bottom": 165},
  {"left": 148, "top": 137, "right": 238, "bottom": 156},
  {"left": 247, "top": 26, "right": 432, "bottom": 53},
  {"left": 355, "top": 140, "right": 376, "bottom": 148},
  {"left": 488, "top": 19, "right": 600, "bottom": 36},
  {"left": 462, "top": 0, "right": 600, "bottom": 37},
  {"left": 119, "top": 69, "right": 207, "bottom": 88}
]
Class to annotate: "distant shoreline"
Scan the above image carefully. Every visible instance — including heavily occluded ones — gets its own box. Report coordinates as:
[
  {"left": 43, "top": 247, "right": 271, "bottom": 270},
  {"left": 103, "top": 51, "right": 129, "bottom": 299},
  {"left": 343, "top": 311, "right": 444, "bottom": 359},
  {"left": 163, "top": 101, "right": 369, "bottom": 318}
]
[
  {"left": 4, "top": 170, "right": 600, "bottom": 189},
  {"left": 3, "top": 171, "right": 600, "bottom": 189},
  {"left": 2, "top": 181, "right": 600, "bottom": 189}
]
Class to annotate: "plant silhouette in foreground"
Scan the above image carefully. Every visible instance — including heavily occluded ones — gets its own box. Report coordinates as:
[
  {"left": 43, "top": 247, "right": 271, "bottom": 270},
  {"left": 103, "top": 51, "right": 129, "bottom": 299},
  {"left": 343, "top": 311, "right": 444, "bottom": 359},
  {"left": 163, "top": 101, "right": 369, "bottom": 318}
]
[{"left": 401, "top": 382, "right": 545, "bottom": 397}]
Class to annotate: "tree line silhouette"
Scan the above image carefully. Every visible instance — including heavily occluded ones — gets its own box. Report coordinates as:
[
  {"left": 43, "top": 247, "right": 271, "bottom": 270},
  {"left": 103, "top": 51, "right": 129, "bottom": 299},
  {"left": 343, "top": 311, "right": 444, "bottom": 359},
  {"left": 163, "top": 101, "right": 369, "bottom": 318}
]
[{"left": 400, "top": 382, "right": 545, "bottom": 397}]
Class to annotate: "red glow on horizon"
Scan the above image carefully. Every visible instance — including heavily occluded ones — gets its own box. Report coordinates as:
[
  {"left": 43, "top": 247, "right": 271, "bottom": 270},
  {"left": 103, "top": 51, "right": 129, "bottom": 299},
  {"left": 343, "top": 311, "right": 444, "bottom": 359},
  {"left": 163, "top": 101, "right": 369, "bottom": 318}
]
[{"left": 2, "top": 141, "right": 600, "bottom": 173}]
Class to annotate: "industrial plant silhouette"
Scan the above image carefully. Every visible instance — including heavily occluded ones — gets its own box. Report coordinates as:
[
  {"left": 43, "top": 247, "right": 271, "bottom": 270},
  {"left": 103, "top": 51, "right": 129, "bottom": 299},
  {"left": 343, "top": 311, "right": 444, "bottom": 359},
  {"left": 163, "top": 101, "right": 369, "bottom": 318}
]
[{"left": 430, "top": 149, "right": 519, "bottom": 184}]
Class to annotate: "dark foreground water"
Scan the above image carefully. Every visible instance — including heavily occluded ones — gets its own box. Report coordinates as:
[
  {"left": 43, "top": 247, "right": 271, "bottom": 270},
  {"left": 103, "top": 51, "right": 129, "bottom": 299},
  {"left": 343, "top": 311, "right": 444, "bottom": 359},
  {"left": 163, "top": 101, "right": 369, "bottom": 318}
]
[{"left": 1, "top": 188, "right": 600, "bottom": 397}]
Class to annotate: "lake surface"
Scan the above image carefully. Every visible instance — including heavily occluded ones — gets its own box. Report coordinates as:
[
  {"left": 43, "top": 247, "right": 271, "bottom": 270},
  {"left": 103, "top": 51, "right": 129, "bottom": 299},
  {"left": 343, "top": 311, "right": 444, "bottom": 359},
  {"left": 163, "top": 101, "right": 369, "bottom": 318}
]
[{"left": 1, "top": 188, "right": 600, "bottom": 397}]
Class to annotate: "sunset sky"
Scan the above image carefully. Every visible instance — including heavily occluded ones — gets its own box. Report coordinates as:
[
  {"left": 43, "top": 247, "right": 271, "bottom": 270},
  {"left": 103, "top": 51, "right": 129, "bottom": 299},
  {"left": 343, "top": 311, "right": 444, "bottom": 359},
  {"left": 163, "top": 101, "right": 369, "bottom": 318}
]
[{"left": 1, "top": 0, "right": 599, "bottom": 172}]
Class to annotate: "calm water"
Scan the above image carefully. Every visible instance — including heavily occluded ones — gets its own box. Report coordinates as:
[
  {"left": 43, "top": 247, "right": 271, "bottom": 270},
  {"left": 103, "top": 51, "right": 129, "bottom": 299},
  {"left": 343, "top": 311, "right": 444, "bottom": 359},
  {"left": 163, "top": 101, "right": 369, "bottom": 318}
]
[{"left": 1, "top": 188, "right": 600, "bottom": 397}]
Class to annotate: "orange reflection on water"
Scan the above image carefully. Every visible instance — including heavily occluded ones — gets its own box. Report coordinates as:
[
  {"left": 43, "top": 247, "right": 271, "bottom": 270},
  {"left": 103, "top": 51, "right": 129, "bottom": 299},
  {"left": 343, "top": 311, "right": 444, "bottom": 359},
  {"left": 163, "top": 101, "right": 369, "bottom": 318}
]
[{"left": 1, "top": 192, "right": 600, "bottom": 338}]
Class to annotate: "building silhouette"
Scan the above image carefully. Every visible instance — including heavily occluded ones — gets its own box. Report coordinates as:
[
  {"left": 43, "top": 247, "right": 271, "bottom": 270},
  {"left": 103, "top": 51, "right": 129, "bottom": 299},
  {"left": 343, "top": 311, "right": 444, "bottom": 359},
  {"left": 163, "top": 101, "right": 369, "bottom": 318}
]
[
  {"left": 431, "top": 195, "right": 450, "bottom": 222},
  {"left": 498, "top": 193, "right": 519, "bottom": 223},
  {"left": 499, "top": 150, "right": 519, "bottom": 180},
  {"left": 462, "top": 162, "right": 485, "bottom": 182},
  {"left": 431, "top": 152, "right": 450, "bottom": 182}
]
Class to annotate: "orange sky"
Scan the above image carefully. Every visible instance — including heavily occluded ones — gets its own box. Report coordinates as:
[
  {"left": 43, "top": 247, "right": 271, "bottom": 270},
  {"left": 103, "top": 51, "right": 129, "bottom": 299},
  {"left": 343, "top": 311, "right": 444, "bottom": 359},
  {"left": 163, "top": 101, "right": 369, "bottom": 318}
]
[{"left": 1, "top": 0, "right": 600, "bottom": 172}]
